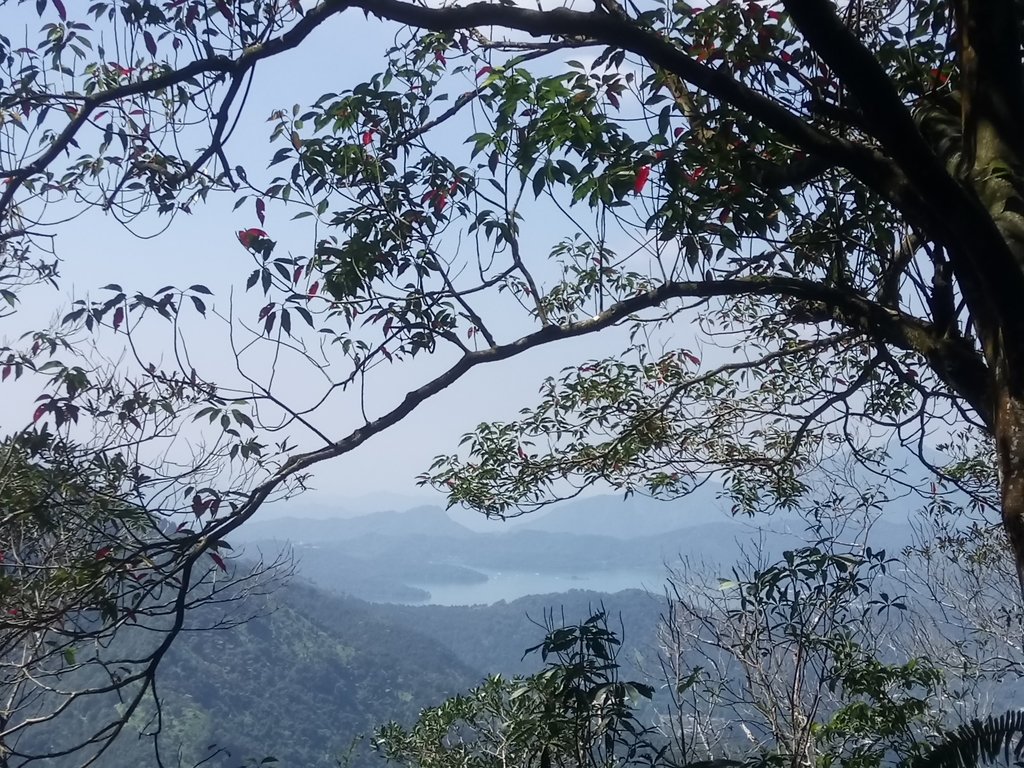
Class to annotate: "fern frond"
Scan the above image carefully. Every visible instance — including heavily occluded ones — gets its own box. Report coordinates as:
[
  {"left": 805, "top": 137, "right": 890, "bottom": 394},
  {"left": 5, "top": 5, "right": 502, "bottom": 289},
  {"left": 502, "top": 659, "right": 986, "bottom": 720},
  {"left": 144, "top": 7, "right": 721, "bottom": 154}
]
[{"left": 909, "top": 711, "right": 1024, "bottom": 768}]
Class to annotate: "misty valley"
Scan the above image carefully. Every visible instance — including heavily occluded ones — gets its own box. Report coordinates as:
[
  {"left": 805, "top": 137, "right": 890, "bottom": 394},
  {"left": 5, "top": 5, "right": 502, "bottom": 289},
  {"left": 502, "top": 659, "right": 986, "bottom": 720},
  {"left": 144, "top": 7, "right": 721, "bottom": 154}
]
[{"left": 30, "top": 493, "right": 927, "bottom": 768}]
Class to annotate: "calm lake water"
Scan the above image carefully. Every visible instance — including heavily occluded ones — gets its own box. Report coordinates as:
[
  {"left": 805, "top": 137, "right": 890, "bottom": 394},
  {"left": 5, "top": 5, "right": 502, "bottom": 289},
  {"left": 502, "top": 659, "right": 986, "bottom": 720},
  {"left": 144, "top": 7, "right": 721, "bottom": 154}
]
[{"left": 407, "top": 567, "right": 666, "bottom": 606}]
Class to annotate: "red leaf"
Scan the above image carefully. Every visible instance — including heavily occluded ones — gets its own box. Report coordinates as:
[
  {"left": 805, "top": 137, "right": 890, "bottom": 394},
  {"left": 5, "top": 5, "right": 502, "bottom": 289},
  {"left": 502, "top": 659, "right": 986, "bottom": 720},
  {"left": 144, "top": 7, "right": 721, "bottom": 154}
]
[
  {"left": 476, "top": 66, "right": 493, "bottom": 79},
  {"left": 95, "top": 547, "right": 112, "bottom": 560},
  {"left": 143, "top": 31, "right": 157, "bottom": 56},
  {"left": 53, "top": 0, "right": 67, "bottom": 20},
  {"left": 209, "top": 551, "right": 227, "bottom": 571},
  {"left": 292, "top": 265, "right": 303, "bottom": 283},
  {"left": 608, "top": 91, "right": 620, "bottom": 110},
  {"left": 255, "top": 198, "right": 266, "bottom": 225},
  {"left": 33, "top": 404, "right": 47, "bottom": 423},
  {"left": 308, "top": 281, "right": 320, "bottom": 297},
  {"left": 1, "top": 366, "right": 9, "bottom": 382},
  {"left": 113, "top": 306, "right": 124, "bottom": 332},
  {"left": 434, "top": 51, "right": 446, "bottom": 65},
  {"left": 362, "top": 130, "right": 374, "bottom": 146},
  {"left": 683, "top": 352, "right": 701, "bottom": 365},
  {"left": 214, "top": 0, "right": 235, "bottom": 24},
  {"left": 633, "top": 165, "right": 651, "bottom": 194},
  {"left": 258, "top": 303, "right": 274, "bottom": 321},
  {"left": 237, "top": 227, "right": 267, "bottom": 248}
]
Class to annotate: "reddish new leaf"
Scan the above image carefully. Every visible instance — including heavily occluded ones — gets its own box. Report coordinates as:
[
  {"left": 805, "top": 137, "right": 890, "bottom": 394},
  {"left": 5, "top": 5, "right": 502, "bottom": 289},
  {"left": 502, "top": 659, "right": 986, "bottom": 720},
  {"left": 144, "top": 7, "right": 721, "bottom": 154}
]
[
  {"left": 683, "top": 352, "right": 701, "bottom": 365},
  {"left": 309, "top": 281, "right": 320, "bottom": 297},
  {"left": 33, "top": 404, "right": 46, "bottom": 423},
  {"left": 209, "top": 551, "right": 227, "bottom": 571},
  {"left": 214, "top": 0, "right": 235, "bottom": 24},
  {"left": 255, "top": 198, "right": 266, "bottom": 225},
  {"left": 52, "top": 0, "right": 66, "bottom": 20},
  {"left": 633, "top": 165, "right": 651, "bottom": 194},
  {"left": 143, "top": 31, "right": 157, "bottom": 56},
  {"left": 238, "top": 227, "right": 267, "bottom": 248},
  {"left": 112, "top": 306, "right": 124, "bottom": 331}
]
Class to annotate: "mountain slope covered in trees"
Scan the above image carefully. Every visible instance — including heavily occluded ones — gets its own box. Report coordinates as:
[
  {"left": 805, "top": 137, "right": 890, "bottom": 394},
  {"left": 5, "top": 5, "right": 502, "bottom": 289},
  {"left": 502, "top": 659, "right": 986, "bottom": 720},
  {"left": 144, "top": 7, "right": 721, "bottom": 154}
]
[
  {"left": 55, "top": 575, "right": 666, "bottom": 768},
  {"left": 49, "top": 580, "right": 481, "bottom": 768}
]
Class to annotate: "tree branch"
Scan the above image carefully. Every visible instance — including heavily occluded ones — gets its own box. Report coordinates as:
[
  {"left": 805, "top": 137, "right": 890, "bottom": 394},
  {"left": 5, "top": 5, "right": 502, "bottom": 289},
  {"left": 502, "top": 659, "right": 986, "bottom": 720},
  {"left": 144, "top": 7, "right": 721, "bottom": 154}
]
[
  {"left": 0, "top": 0, "right": 354, "bottom": 217},
  {"left": 782, "top": 0, "right": 1024, "bottom": 348},
  {"left": 338, "top": 0, "right": 917, "bottom": 205}
]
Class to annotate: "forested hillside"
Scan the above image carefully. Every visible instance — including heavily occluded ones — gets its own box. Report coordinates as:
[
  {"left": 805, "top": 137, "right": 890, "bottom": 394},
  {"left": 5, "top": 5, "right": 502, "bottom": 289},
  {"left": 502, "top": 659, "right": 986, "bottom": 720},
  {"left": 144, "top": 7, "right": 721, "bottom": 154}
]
[
  {"left": 36, "top": 580, "right": 479, "bottom": 768},
  {"left": 32, "top": 572, "right": 664, "bottom": 768}
]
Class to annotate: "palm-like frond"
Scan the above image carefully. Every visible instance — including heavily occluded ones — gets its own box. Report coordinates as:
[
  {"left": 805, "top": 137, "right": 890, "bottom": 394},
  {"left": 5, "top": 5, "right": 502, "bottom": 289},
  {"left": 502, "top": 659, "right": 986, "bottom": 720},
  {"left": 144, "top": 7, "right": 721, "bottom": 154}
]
[{"left": 909, "top": 711, "right": 1024, "bottom": 768}]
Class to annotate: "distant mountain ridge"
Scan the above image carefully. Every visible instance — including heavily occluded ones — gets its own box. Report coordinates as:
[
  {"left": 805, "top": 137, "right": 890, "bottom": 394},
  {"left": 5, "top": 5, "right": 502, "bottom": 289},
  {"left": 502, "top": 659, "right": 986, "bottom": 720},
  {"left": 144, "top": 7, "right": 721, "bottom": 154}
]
[
  {"left": 233, "top": 495, "right": 917, "bottom": 607},
  {"left": 240, "top": 503, "right": 475, "bottom": 543},
  {"left": 239, "top": 493, "right": 733, "bottom": 544},
  {"left": 519, "top": 488, "right": 728, "bottom": 538}
]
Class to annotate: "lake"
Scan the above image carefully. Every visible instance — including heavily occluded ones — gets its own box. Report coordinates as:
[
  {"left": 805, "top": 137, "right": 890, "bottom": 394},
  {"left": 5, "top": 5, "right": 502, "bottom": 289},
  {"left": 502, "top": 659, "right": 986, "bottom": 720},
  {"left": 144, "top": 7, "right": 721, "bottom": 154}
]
[{"left": 406, "top": 567, "right": 667, "bottom": 606}]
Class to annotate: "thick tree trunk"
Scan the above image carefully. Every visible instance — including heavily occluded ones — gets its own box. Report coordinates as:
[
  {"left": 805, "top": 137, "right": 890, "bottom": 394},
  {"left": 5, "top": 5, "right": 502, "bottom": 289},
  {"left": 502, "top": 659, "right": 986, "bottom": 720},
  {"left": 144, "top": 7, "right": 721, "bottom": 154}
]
[
  {"left": 949, "top": 0, "right": 1024, "bottom": 595},
  {"left": 996, "top": 386, "right": 1024, "bottom": 594}
]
